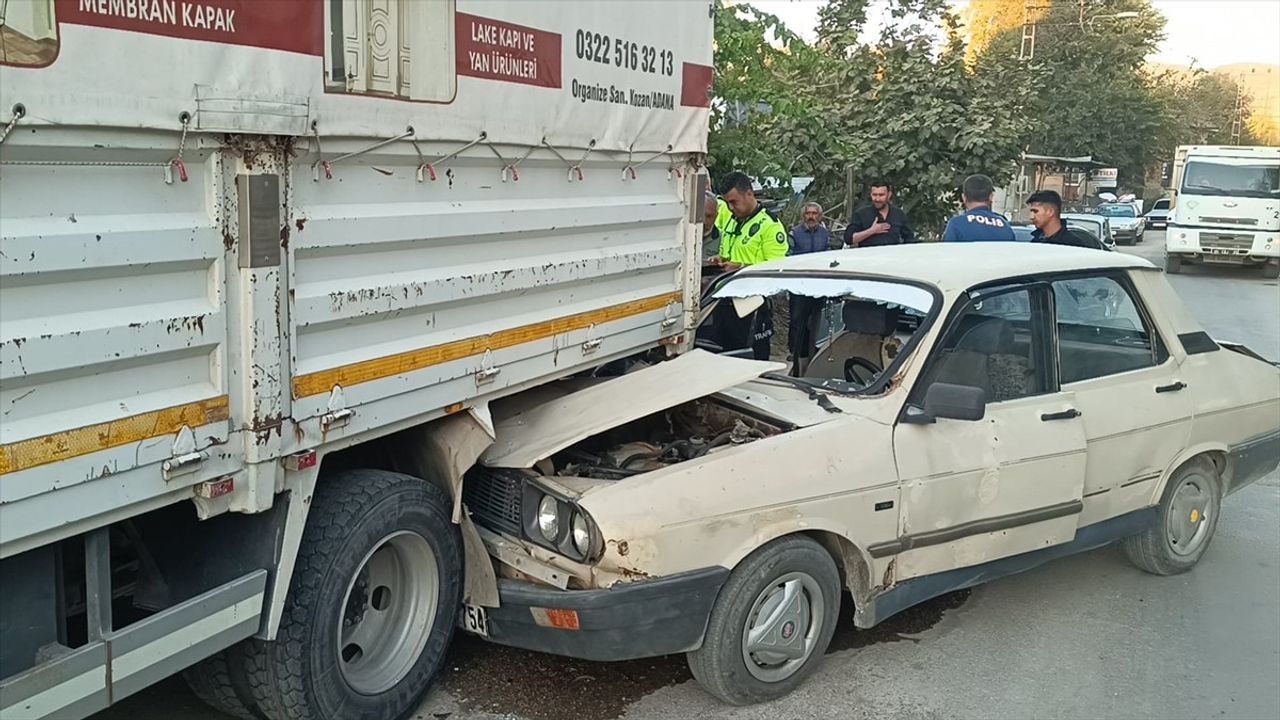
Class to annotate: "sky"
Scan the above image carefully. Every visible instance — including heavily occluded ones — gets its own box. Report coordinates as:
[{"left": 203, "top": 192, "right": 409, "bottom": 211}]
[{"left": 756, "top": 0, "right": 1280, "bottom": 69}]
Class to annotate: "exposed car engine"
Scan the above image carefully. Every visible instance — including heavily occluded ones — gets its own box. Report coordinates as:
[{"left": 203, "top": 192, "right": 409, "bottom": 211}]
[{"left": 544, "top": 399, "right": 786, "bottom": 480}]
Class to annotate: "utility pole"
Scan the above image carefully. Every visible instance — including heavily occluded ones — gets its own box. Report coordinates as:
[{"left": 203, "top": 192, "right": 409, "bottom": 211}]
[
  {"left": 1229, "top": 83, "right": 1244, "bottom": 145},
  {"left": 1019, "top": 1, "right": 1043, "bottom": 61}
]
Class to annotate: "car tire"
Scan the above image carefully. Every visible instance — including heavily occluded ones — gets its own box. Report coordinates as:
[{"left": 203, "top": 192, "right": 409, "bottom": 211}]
[
  {"left": 241, "top": 470, "right": 462, "bottom": 720},
  {"left": 1166, "top": 255, "right": 1182, "bottom": 274},
  {"left": 1124, "top": 458, "right": 1222, "bottom": 576},
  {"left": 686, "top": 536, "right": 841, "bottom": 706},
  {"left": 183, "top": 646, "right": 261, "bottom": 720}
]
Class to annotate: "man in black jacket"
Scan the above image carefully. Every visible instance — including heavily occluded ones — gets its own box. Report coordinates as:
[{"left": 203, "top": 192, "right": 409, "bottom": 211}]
[
  {"left": 1027, "top": 190, "right": 1103, "bottom": 249},
  {"left": 844, "top": 180, "right": 915, "bottom": 247}
]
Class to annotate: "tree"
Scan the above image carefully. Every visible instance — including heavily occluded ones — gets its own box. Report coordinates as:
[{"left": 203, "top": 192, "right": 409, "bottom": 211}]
[
  {"left": 709, "top": 0, "right": 1036, "bottom": 234},
  {"left": 972, "top": 0, "right": 1171, "bottom": 187}
]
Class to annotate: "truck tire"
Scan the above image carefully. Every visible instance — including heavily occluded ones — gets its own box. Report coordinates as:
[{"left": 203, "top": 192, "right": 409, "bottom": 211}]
[
  {"left": 1123, "top": 458, "right": 1222, "bottom": 576},
  {"left": 1263, "top": 260, "right": 1280, "bottom": 279},
  {"left": 686, "top": 536, "right": 841, "bottom": 705},
  {"left": 183, "top": 647, "right": 261, "bottom": 720},
  {"left": 243, "top": 470, "right": 462, "bottom": 720},
  {"left": 1166, "top": 255, "right": 1182, "bottom": 274}
]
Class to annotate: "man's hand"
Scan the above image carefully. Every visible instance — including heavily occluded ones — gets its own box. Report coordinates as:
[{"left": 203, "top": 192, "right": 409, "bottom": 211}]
[{"left": 848, "top": 220, "right": 891, "bottom": 247}]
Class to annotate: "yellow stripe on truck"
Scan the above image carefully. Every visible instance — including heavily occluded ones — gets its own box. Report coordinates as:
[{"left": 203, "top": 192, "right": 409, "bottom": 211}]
[
  {"left": 0, "top": 396, "right": 230, "bottom": 475},
  {"left": 292, "top": 292, "right": 683, "bottom": 399}
]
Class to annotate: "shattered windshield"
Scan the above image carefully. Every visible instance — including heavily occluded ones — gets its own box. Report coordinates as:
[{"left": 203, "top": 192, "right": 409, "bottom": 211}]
[{"left": 697, "top": 274, "right": 936, "bottom": 394}]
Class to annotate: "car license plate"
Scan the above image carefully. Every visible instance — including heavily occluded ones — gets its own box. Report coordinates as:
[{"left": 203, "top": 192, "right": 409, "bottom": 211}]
[{"left": 460, "top": 605, "right": 489, "bottom": 637}]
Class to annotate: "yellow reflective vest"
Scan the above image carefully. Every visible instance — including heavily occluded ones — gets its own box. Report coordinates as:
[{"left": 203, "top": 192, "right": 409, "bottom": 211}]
[{"left": 719, "top": 205, "right": 789, "bottom": 266}]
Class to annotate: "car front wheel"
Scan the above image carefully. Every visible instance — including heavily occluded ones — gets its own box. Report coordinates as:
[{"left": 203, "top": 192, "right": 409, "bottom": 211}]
[
  {"left": 686, "top": 536, "right": 841, "bottom": 705},
  {"left": 1124, "top": 458, "right": 1222, "bottom": 576}
]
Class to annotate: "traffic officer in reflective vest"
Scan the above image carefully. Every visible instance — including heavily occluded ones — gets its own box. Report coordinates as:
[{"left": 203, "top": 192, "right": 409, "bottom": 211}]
[
  {"left": 712, "top": 171, "right": 789, "bottom": 269},
  {"left": 703, "top": 172, "right": 787, "bottom": 360}
]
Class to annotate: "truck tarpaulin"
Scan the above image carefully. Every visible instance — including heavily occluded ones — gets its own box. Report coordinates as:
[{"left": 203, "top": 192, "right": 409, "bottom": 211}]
[{"left": 1, "top": 0, "right": 714, "bottom": 153}]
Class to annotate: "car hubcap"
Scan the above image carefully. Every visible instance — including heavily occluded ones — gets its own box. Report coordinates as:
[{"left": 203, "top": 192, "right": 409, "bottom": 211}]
[
  {"left": 337, "top": 530, "right": 439, "bottom": 695},
  {"left": 740, "top": 572, "right": 825, "bottom": 683},
  {"left": 1166, "top": 474, "right": 1217, "bottom": 558}
]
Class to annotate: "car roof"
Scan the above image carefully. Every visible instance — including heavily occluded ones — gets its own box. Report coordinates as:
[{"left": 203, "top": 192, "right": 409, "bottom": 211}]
[{"left": 737, "top": 243, "right": 1154, "bottom": 291}]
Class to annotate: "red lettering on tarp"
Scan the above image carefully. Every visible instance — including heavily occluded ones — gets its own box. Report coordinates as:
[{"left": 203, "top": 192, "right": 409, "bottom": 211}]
[
  {"left": 57, "top": 0, "right": 322, "bottom": 56},
  {"left": 681, "top": 62, "right": 713, "bottom": 108},
  {"left": 456, "top": 12, "right": 561, "bottom": 89}
]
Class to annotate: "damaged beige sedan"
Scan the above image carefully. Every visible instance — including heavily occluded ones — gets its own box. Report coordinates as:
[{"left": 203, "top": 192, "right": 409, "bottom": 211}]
[{"left": 460, "top": 244, "right": 1280, "bottom": 705}]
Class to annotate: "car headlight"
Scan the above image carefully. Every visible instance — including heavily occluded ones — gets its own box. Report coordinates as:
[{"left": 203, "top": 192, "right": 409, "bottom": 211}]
[
  {"left": 571, "top": 512, "right": 591, "bottom": 555},
  {"left": 536, "top": 494, "right": 560, "bottom": 542},
  {"left": 521, "top": 484, "right": 602, "bottom": 561}
]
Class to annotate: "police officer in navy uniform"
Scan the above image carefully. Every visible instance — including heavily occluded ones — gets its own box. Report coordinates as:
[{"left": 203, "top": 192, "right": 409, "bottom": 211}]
[{"left": 942, "top": 174, "right": 1016, "bottom": 242}]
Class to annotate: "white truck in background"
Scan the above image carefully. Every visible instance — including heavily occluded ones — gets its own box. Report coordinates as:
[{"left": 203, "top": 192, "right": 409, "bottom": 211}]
[
  {"left": 0, "top": 2, "right": 712, "bottom": 718},
  {"left": 1165, "top": 145, "right": 1280, "bottom": 277}
]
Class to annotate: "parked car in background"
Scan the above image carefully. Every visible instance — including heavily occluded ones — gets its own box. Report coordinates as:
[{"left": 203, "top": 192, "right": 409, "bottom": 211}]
[
  {"left": 1091, "top": 203, "right": 1146, "bottom": 245},
  {"left": 459, "top": 244, "right": 1280, "bottom": 707},
  {"left": 1145, "top": 197, "right": 1172, "bottom": 229},
  {"left": 1012, "top": 223, "right": 1036, "bottom": 242},
  {"left": 1063, "top": 213, "right": 1116, "bottom": 251}
]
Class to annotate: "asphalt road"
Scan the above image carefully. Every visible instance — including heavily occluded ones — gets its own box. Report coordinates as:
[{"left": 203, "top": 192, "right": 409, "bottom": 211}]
[{"left": 98, "top": 231, "right": 1280, "bottom": 720}]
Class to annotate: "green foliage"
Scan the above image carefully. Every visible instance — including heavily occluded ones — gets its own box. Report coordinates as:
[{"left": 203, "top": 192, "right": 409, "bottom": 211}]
[
  {"left": 972, "top": 0, "right": 1249, "bottom": 190},
  {"left": 708, "top": 0, "right": 1252, "bottom": 231},
  {"left": 709, "top": 0, "right": 1035, "bottom": 235}
]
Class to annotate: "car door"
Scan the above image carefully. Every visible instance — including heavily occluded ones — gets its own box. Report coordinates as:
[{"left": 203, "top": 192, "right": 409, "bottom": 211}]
[
  {"left": 889, "top": 283, "right": 1088, "bottom": 582},
  {"left": 1049, "top": 272, "right": 1193, "bottom": 527}
]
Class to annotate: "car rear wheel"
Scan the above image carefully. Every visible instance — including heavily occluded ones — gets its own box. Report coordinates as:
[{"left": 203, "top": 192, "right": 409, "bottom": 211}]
[
  {"left": 241, "top": 470, "right": 461, "bottom": 720},
  {"left": 1124, "top": 459, "right": 1222, "bottom": 576},
  {"left": 686, "top": 536, "right": 841, "bottom": 705},
  {"left": 1166, "top": 255, "right": 1182, "bottom": 274}
]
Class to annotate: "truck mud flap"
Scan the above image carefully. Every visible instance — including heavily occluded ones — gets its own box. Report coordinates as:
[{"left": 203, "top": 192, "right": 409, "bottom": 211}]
[{"left": 0, "top": 570, "right": 267, "bottom": 720}]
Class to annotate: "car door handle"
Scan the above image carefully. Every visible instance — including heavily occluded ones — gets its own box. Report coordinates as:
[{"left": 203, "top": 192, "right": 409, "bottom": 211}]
[
  {"left": 1155, "top": 381, "right": 1187, "bottom": 393},
  {"left": 1041, "top": 408, "right": 1082, "bottom": 421}
]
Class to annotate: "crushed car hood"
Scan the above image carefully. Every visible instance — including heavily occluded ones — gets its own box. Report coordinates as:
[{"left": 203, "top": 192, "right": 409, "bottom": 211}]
[{"left": 481, "top": 350, "right": 786, "bottom": 469}]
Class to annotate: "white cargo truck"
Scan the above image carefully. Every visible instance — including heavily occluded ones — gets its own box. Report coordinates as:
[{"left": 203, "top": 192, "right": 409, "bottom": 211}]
[
  {"left": 0, "top": 2, "right": 712, "bottom": 718},
  {"left": 1165, "top": 145, "right": 1280, "bottom": 277}
]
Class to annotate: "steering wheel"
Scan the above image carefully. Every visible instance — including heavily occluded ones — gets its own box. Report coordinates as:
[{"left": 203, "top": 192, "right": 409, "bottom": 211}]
[{"left": 843, "top": 357, "right": 881, "bottom": 385}]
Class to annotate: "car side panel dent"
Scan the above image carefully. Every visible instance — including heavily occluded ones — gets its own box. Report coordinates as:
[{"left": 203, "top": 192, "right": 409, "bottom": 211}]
[{"left": 1149, "top": 442, "right": 1228, "bottom": 506}]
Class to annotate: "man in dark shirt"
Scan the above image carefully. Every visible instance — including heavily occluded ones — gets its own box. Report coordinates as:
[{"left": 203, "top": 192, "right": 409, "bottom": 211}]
[
  {"left": 844, "top": 180, "right": 915, "bottom": 247},
  {"left": 789, "top": 202, "right": 831, "bottom": 255},
  {"left": 1027, "top": 190, "right": 1103, "bottom": 249},
  {"left": 786, "top": 202, "right": 830, "bottom": 373}
]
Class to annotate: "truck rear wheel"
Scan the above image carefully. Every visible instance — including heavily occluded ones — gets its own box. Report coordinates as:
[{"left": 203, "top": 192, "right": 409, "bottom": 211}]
[
  {"left": 243, "top": 470, "right": 462, "bottom": 720},
  {"left": 1262, "top": 260, "right": 1280, "bottom": 279},
  {"left": 1166, "top": 255, "right": 1182, "bottom": 274},
  {"left": 183, "top": 646, "right": 261, "bottom": 719}
]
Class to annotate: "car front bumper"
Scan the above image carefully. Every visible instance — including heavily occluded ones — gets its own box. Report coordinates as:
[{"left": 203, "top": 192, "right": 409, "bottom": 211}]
[{"left": 478, "top": 567, "right": 730, "bottom": 661}]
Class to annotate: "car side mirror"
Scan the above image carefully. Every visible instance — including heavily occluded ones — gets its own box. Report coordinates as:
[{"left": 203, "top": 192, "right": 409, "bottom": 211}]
[{"left": 902, "top": 383, "right": 987, "bottom": 423}]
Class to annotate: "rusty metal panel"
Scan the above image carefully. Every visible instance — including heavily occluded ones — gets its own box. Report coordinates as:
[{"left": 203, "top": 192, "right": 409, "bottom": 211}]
[
  {"left": 284, "top": 143, "right": 694, "bottom": 449},
  {"left": 0, "top": 129, "right": 240, "bottom": 557}
]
